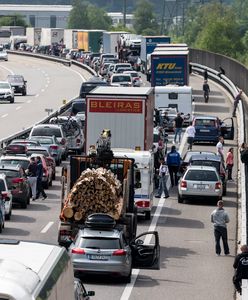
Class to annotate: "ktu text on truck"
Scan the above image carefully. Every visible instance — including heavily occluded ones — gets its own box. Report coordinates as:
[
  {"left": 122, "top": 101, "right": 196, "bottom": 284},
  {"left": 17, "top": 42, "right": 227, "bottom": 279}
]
[{"left": 58, "top": 131, "right": 143, "bottom": 248}]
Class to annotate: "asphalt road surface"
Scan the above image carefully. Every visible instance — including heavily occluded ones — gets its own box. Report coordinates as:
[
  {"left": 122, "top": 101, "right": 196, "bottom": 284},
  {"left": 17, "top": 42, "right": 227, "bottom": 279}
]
[{"left": 0, "top": 56, "right": 239, "bottom": 300}]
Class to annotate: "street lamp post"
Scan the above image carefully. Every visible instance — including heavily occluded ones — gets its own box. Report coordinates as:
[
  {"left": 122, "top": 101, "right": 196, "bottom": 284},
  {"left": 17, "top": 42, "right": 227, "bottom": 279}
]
[{"left": 123, "top": 0, "right": 127, "bottom": 28}]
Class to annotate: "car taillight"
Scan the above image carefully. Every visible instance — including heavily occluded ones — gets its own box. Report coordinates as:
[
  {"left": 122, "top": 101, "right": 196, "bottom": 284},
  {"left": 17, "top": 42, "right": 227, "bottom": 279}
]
[
  {"left": 50, "top": 145, "right": 58, "bottom": 150},
  {"left": 1, "top": 191, "right": 8, "bottom": 199},
  {"left": 135, "top": 200, "right": 149, "bottom": 208},
  {"left": 12, "top": 178, "right": 24, "bottom": 184},
  {"left": 71, "top": 248, "right": 85, "bottom": 254},
  {"left": 215, "top": 182, "right": 221, "bottom": 190},
  {"left": 112, "top": 249, "right": 127, "bottom": 256},
  {"left": 181, "top": 180, "right": 187, "bottom": 188},
  {"left": 133, "top": 77, "right": 139, "bottom": 81}
]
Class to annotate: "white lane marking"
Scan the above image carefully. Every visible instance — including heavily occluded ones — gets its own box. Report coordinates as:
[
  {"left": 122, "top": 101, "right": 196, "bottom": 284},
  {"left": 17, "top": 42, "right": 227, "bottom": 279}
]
[
  {"left": 45, "top": 84, "right": 48, "bottom": 88},
  {"left": 62, "top": 65, "right": 86, "bottom": 82},
  {"left": 41, "top": 221, "right": 54, "bottom": 233},
  {"left": 41, "top": 89, "right": 45, "bottom": 92},
  {"left": 27, "top": 100, "right": 32, "bottom": 103},
  {"left": 1, "top": 114, "right": 8, "bottom": 118},
  {"left": 16, "top": 106, "right": 21, "bottom": 110},
  {"left": 120, "top": 196, "right": 166, "bottom": 300},
  {"left": 35, "top": 94, "right": 39, "bottom": 98},
  {"left": 0, "top": 64, "right": 14, "bottom": 75}
]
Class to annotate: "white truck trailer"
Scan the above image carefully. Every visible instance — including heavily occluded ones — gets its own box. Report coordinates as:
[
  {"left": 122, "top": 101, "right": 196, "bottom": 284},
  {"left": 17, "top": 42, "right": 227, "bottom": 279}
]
[
  {"left": 40, "top": 28, "right": 64, "bottom": 46},
  {"left": 102, "top": 31, "right": 127, "bottom": 54},
  {"left": 26, "top": 27, "right": 41, "bottom": 46},
  {"left": 85, "top": 86, "right": 154, "bottom": 153}
]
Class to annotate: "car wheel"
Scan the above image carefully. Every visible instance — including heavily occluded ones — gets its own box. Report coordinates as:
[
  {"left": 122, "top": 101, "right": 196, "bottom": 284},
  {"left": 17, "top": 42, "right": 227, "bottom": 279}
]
[
  {"left": 10, "top": 98, "right": 14, "bottom": 103},
  {"left": 22, "top": 90, "right": 27, "bottom": 96},
  {"left": 52, "top": 171, "right": 56, "bottom": 180},
  {"left": 178, "top": 194, "right": 183, "bottom": 203},
  {"left": 223, "top": 184, "right": 227, "bottom": 196},
  {"left": 123, "top": 271, "right": 132, "bottom": 283},
  {"left": 145, "top": 211, "right": 151, "bottom": 220},
  {"left": 5, "top": 211, "right": 11, "bottom": 220},
  {"left": 21, "top": 200, "right": 27, "bottom": 209}
]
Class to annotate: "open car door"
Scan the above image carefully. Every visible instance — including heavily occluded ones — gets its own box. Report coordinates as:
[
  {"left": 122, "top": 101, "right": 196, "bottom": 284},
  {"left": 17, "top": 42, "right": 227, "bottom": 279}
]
[
  {"left": 220, "top": 117, "right": 234, "bottom": 140},
  {"left": 130, "top": 231, "right": 160, "bottom": 270}
]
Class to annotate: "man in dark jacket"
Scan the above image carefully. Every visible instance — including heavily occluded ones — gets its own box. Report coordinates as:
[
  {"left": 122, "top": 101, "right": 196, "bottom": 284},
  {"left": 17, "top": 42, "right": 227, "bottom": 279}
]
[
  {"left": 36, "top": 156, "right": 47, "bottom": 200},
  {"left": 166, "top": 145, "right": 181, "bottom": 186},
  {"left": 233, "top": 244, "right": 248, "bottom": 295}
]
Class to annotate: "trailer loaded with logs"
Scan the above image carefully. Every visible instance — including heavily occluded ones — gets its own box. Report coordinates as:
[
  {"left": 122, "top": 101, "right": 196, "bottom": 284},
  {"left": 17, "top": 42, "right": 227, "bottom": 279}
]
[{"left": 58, "top": 154, "right": 140, "bottom": 248}]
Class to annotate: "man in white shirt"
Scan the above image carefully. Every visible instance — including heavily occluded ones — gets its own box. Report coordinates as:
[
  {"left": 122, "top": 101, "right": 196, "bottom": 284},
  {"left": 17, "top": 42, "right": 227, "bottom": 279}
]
[
  {"left": 155, "top": 159, "right": 169, "bottom": 198},
  {"left": 185, "top": 122, "right": 196, "bottom": 150},
  {"left": 216, "top": 136, "right": 224, "bottom": 162}
]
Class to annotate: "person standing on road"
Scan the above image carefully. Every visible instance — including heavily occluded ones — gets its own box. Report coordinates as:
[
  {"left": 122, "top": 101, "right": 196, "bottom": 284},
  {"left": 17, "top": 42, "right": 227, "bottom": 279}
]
[
  {"left": 232, "top": 90, "right": 243, "bottom": 117},
  {"left": 185, "top": 122, "right": 196, "bottom": 150},
  {"left": 216, "top": 136, "right": 225, "bottom": 162},
  {"left": 211, "top": 200, "right": 230, "bottom": 256},
  {"left": 233, "top": 244, "right": 248, "bottom": 295},
  {"left": 226, "top": 147, "right": 234, "bottom": 181},
  {"left": 173, "top": 113, "right": 184, "bottom": 144},
  {"left": 204, "top": 69, "right": 208, "bottom": 81},
  {"left": 203, "top": 80, "right": 210, "bottom": 103},
  {"left": 26, "top": 157, "right": 37, "bottom": 201},
  {"left": 155, "top": 159, "right": 169, "bottom": 199},
  {"left": 36, "top": 156, "right": 47, "bottom": 200},
  {"left": 166, "top": 145, "right": 181, "bottom": 187}
]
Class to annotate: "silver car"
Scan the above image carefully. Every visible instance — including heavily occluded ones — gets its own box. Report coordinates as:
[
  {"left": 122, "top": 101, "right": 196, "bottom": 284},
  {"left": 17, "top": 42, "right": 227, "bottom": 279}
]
[
  {"left": 178, "top": 165, "right": 223, "bottom": 203},
  {"left": 0, "top": 48, "right": 8, "bottom": 61}
]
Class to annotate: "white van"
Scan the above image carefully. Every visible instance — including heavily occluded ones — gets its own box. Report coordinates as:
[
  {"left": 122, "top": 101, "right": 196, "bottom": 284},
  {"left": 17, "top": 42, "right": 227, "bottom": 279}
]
[
  {"left": 113, "top": 148, "right": 154, "bottom": 220},
  {"left": 155, "top": 85, "right": 193, "bottom": 122},
  {"left": 0, "top": 239, "right": 92, "bottom": 300}
]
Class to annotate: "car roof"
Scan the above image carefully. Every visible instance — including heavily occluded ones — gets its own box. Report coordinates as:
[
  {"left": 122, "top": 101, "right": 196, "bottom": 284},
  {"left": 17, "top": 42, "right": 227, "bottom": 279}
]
[
  {"left": 193, "top": 115, "right": 218, "bottom": 120},
  {"left": 0, "top": 164, "right": 21, "bottom": 171},
  {"left": 80, "top": 228, "right": 121, "bottom": 239},
  {"left": 32, "top": 124, "right": 62, "bottom": 129},
  {"left": 0, "top": 155, "right": 29, "bottom": 161},
  {"left": 27, "top": 146, "right": 48, "bottom": 151},
  {"left": 190, "top": 154, "right": 220, "bottom": 162},
  {"left": 185, "top": 165, "right": 219, "bottom": 172}
]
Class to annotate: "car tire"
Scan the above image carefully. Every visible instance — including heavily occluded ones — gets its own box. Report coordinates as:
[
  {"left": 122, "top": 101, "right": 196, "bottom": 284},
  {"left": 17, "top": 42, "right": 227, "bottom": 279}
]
[
  {"left": 52, "top": 172, "right": 56, "bottom": 180},
  {"left": 145, "top": 211, "right": 151, "bottom": 220},
  {"left": 123, "top": 271, "right": 132, "bottom": 283},
  {"left": 10, "top": 98, "right": 14, "bottom": 103},
  {"left": 223, "top": 184, "right": 227, "bottom": 196},
  {"left": 22, "top": 90, "right": 27, "bottom": 96},
  {"left": 178, "top": 194, "right": 183, "bottom": 203},
  {"left": 5, "top": 211, "right": 11, "bottom": 220},
  {"left": 21, "top": 200, "right": 27, "bottom": 209}
]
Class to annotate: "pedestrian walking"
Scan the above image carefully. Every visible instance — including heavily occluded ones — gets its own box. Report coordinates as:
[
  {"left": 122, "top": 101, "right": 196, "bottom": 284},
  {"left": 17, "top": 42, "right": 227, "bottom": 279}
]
[
  {"left": 203, "top": 80, "right": 210, "bottom": 103},
  {"left": 210, "top": 200, "right": 230, "bottom": 256},
  {"left": 226, "top": 147, "right": 234, "bottom": 181},
  {"left": 233, "top": 244, "right": 248, "bottom": 295},
  {"left": 173, "top": 113, "right": 184, "bottom": 144},
  {"left": 185, "top": 122, "right": 195, "bottom": 150},
  {"left": 204, "top": 69, "right": 208, "bottom": 81},
  {"left": 232, "top": 90, "right": 243, "bottom": 117},
  {"left": 26, "top": 157, "right": 37, "bottom": 201},
  {"left": 36, "top": 156, "right": 47, "bottom": 200},
  {"left": 166, "top": 145, "right": 181, "bottom": 187},
  {"left": 155, "top": 159, "right": 169, "bottom": 199},
  {"left": 216, "top": 136, "right": 225, "bottom": 162}
]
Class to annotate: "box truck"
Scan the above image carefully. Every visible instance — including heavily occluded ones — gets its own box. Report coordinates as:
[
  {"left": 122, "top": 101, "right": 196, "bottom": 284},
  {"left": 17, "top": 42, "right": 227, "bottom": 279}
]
[
  {"left": 64, "top": 29, "right": 78, "bottom": 49},
  {"left": 85, "top": 86, "right": 154, "bottom": 152},
  {"left": 140, "top": 36, "right": 171, "bottom": 74},
  {"left": 26, "top": 27, "right": 41, "bottom": 46},
  {"left": 77, "top": 30, "right": 104, "bottom": 52},
  {"left": 151, "top": 50, "right": 189, "bottom": 86},
  {"left": 40, "top": 28, "right": 64, "bottom": 46},
  {"left": 102, "top": 31, "right": 127, "bottom": 54}
]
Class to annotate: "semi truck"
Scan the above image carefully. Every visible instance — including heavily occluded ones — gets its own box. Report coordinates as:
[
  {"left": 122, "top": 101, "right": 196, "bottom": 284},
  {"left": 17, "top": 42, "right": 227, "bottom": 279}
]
[
  {"left": 151, "top": 50, "right": 189, "bottom": 86},
  {"left": 85, "top": 86, "right": 154, "bottom": 153},
  {"left": 140, "top": 36, "right": 171, "bottom": 74},
  {"left": 102, "top": 31, "right": 127, "bottom": 54},
  {"left": 76, "top": 30, "right": 105, "bottom": 52},
  {"left": 26, "top": 27, "right": 41, "bottom": 46},
  {"left": 64, "top": 29, "right": 78, "bottom": 49},
  {"left": 40, "top": 28, "right": 64, "bottom": 46}
]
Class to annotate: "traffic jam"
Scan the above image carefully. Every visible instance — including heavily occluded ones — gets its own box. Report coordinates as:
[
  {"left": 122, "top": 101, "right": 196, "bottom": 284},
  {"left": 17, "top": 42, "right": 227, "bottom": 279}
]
[{"left": 0, "top": 29, "right": 239, "bottom": 299}]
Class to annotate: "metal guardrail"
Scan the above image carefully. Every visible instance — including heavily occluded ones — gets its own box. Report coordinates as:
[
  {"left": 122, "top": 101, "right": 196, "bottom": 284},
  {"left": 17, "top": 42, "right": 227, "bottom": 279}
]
[{"left": 0, "top": 51, "right": 96, "bottom": 148}]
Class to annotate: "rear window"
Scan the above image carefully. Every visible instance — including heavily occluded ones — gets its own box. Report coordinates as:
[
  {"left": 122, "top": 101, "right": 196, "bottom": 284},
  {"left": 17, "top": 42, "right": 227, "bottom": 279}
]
[
  {"left": 72, "top": 102, "right": 86, "bottom": 115},
  {"left": 79, "top": 237, "right": 120, "bottom": 249},
  {"left": 112, "top": 75, "right": 131, "bottom": 83},
  {"left": 0, "top": 170, "right": 20, "bottom": 187},
  {"left": 194, "top": 119, "right": 216, "bottom": 127},
  {"left": 116, "top": 64, "right": 130, "bottom": 70},
  {"left": 31, "top": 127, "right": 62, "bottom": 138},
  {"left": 185, "top": 170, "right": 218, "bottom": 181},
  {"left": 38, "top": 138, "right": 53, "bottom": 144},
  {"left": 190, "top": 160, "right": 220, "bottom": 172},
  {"left": 0, "top": 159, "right": 29, "bottom": 169},
  {"left": 27, "top": 150, "right": 48, "bottom": 156}
]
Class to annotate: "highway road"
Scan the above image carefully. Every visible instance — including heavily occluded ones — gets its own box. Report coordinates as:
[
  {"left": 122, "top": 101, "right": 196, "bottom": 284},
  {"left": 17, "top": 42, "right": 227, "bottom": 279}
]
[
  {"left": 0, "top": 55, "right": 239, "bottom": 300},
  {"left": 0, "top": 54, "right": 92, "bottom": 139}
]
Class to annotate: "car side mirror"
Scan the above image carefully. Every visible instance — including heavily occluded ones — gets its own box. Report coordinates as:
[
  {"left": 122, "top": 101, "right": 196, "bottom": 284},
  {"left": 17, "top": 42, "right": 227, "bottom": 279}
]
[
  {"left": 136, "top": 239, "right": 144, "bottom": 245},
  {"left": 87, "top": 291, "right": 95, "bottom": 296}
]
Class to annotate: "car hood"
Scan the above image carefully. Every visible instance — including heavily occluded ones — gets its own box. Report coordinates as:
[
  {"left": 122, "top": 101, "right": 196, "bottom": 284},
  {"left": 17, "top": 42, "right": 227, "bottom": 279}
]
[{"left": 0, "top": 88, "right": 12, "bottom": 93}]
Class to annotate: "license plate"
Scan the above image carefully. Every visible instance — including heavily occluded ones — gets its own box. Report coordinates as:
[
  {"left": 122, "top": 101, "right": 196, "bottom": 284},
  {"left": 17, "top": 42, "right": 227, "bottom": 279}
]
[
  {"left": 89, "top": 255, "right": 108, "bottom": 260},
  {"left": 194, "top": 184, "right": 208, "bottom": 190},
  {"left": 200, "top": 129, "right": 210, "bottom": 132}
]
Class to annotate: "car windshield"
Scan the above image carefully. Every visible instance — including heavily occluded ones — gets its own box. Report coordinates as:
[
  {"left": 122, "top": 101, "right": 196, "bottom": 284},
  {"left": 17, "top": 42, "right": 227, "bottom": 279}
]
[
  {"left": 116, "top": 65, "right": 130, "bottom": 70},
  {"left": 31, "top": 128, "right": 62, "bottom": 137},
  {"left": 112, "top": 75, "right": 131, "bottom": 83},
  {"left": 79, "top": 237, "right": 121, "bottom": 249},
  {"left": 129, "top": 72, "right": 139, "bottom": 78},
  {"left": 0, "top": 159, "right": 29, "bottom": 169},
  {"left": 0, "top": 82, "right": 10, "bottom": 89},
  {"left": 185, "top": 170, "right": 218, "bottom": 181},
  {"left": 195, "top": 119, "right": 216, "bottom": 127},
  {"left": 8, "top": 76, "right": 23, "bottom": 83},
  {"left": 190, "top": 160, "right": 220, "bottom": 172},
  {"left": 0, "top": 179, "right": 6, "bottom": 191}
]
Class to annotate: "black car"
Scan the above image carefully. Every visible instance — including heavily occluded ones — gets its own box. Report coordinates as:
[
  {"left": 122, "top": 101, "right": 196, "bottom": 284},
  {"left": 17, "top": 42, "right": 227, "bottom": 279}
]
[
  {"left": 79, "top": 76, "right": 108, "bottom": 98},
  {"left": 7, "top": 75, "right": 27, "bottom": 96}
]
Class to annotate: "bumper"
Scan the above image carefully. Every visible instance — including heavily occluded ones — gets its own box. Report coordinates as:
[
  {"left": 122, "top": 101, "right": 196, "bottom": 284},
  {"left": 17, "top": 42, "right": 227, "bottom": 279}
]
[
  {"left": 12, "top": 86, "right": 25, "bottom": 93},
  {"left": 179, "top": 191, "right": 222, "bottom": 199},
  {"left": 0, "top": 95, "right": 12, "bottom": 101},
  {"left": 193, "top": 136, "right": 218, "bottom": 143}
]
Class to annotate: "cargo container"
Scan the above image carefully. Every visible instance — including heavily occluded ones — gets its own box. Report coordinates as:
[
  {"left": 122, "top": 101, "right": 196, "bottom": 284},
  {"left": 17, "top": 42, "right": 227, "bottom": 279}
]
[
  {"left": 26, "top": 27, "right": 41, "bottom": 46},
  {"left": 151, "top": 50, "right": 189, "bottom": 86},
  {"left": 75, "top": 30, "right": 105, "bottom": 52},
  {"left": 85, "top": 86, "right": 154, "bottom": 152},
  {"left": 140, "top": 36, "right": 171, "bottom": 74},
  {"left": 64, "top": 29, "right": 78, "bottom": 49},
  {"left": 40, "top": 28, "right": 64, "bottom": 46},
  {"left": 102, "top": 31, "right": 127, "bottom": 54}
]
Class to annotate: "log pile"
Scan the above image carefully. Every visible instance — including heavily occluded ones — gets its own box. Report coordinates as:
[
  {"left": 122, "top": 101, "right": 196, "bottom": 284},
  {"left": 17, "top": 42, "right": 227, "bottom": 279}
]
[{"left": 60, "top": 168, "right": 122, "bottom": 222}]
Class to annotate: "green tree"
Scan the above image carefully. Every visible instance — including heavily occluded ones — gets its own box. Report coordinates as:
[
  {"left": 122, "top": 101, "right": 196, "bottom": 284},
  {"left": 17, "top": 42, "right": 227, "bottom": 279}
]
[
  {"left": 68, "top": 0, "right": 111, "bottom": 30},
  {"left": 0, "top": 14, "right": 27, "bottom": 27},
  {"left": 133, "top": 0, "right": 159, "bottom": 35}
]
